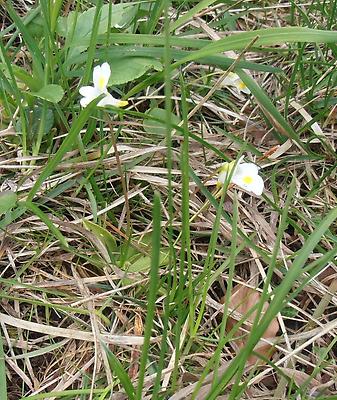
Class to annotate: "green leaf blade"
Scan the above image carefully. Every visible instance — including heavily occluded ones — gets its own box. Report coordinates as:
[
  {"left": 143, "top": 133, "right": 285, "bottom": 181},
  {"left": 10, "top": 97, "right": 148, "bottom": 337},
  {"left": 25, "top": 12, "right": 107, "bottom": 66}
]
[
  {"left": 32, "top": 84, "right": 65, "bottom": 103},
  {"left": 0, "top": 191, "right": 18, "bottom": 215}
]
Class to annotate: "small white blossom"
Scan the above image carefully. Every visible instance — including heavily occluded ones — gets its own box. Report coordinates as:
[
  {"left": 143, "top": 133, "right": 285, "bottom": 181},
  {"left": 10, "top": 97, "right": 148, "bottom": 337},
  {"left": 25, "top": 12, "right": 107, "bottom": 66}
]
[
  {"left": 222, "top": 72, "right": 250, "bottom": 94},
  {"left": 79, "top": 62, "right": 128, "bottom": 108},
  {"left": 218, "top": 156, "right": 264, "bottom": 196}
]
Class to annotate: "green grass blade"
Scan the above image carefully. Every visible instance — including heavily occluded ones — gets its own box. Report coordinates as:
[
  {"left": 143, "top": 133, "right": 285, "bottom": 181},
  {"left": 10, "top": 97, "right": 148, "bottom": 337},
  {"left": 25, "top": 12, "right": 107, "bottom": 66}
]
[
  {"left": 22, "top": 201, "right": 68, "bottom": 248},
  {"left": 135, "top": 192, "right": 162, "bottom": 399},
  {"left": 69, "top": 45, "right": 280, "bottom": 74},
  {"left": 70, "top": 27, "right": 337, "bottom": 53},
  {"left": 146, "top": 0, "right": 166, "bottom": 34},
  {"left": 169, "top": 0, "right": 218, "bottom": 32},
  {"left": 82, "top": 0, "right": 104, "bottom": 85},
  {"left": 6, "top": 1, "right": 44, "bottom": 78},
  {"left": 0, "top": 41, "right": 29, "bottom": 155},
  {"left": 22, "top": 388, "right": 106, "bottom": 400},
  {"left": 102, "top": 342, "right": 135, "bottom": 399},
  {"left": 236, "top": 70, "right": 308, "bottom": 150},
  {"left": 27, "top": 97, "right": 101, "bottom": 202},
  {"left": 188, "top": 27, "right": 337, "bottom": 55},
  {"left": 0, "top": 333, "right": 7, "bottom": 400}
]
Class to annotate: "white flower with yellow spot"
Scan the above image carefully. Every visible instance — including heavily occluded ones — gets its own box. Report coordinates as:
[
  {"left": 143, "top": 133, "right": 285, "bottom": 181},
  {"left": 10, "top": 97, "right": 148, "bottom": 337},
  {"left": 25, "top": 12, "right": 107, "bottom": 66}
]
[
  {"left": 79, "top": 62, "right": 128, "bottom": 108},
  {"left": 218, "top": 156, "right": 264, "bottom": 196},
  {"left": 222, "top": 72, "right": 250, "bottom": 94}
]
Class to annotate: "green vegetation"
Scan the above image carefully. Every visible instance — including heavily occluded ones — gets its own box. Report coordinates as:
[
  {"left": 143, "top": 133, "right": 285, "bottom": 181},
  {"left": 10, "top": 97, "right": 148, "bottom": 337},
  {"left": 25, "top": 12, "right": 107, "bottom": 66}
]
[{"left": 0, "top": 1, "right": 336, "bottom": 399}]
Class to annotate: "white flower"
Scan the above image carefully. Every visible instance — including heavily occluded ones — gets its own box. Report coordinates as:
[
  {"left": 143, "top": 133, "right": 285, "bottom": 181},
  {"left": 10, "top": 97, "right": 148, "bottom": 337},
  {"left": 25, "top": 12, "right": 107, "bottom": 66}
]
[
  {"left": 222, "top": 72, "right": 250, "bottom": 94},
  {"left": 79, "top": 62, "right": 128, "bottom": 108},
  {"left": 218, "top": 156, "right": 264, "bottom": 196}
]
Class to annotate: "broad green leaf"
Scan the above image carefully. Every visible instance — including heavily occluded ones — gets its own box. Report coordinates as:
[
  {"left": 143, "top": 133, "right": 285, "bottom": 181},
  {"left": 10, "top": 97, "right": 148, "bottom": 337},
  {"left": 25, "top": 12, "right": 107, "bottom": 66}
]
[
  {"left": 26, "top": 14, "right": 44, "bottom": 37},
  {"left": 11, "top": 65, "right": 40, "bottom": 91},
  {"left": 57, "top": 3, "right": 137, "bottom": 43},
  {"left": 17, "top": 107, "right": 54, "bottom": 137},
  {"left": 83, "top": 219, "right": 117, "bottom": 254},
  {"left": 108, "top": 57, "right": 162, "bottom": 85},
  {"left": 143, "top": 108, "right": 181, "bottom": 137},
  {"left": 0, "top": 191, "right": 17, "bottom": 215},
  {"left": 32, "top": 84, "right": 64, "bottom": 103},
  {"left": 122, "top": 250, "right": 169, "bottom": 274},
  {"left": 58, "top": 3, "right": 136, "bottom": 61}
]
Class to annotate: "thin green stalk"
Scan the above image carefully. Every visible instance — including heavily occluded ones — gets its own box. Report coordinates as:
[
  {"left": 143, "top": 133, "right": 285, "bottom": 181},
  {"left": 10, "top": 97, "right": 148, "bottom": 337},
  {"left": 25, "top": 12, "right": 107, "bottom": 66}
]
[
  {"left": 50, "top": 0, "right": 63, "bottom": 33},
  {"left": 169, "top": 0, "right": 218, "bottom": 32},
  {"left": 151, "top": 287, "right": 170, "bottom": 400},
  {"left": 0, "top": 333, "right": 7, "bottom": 400},
  {"left": 170, "top": 74, "right": 192, "bottom": 389},
  {"left": 211, "top": 192, "right": 239, "bottom": 389},
  {"left": 135, "top": 193, "right": 162, "bottom": 400},
  {"left": 27, "top": 96, "right": 102, "bottom": 202},
  {"left": 236, "top": 70, "right": 309, "bottom": 151},
  {"left": 191, "top": 189, "right": 226, "bottom": 338},
  {"left": 146, "top": 0, "right": 166, "bottom": 34},
  {"left": 83, "top": 0, "right": 104, "bottom": 85},
  {"left": 21, "top": 201, "right": 68, "bottom": 248},
  {"left": 6, "top": 1, "right": 44, "bottom": 79},
  {"left": 22, "top": 388, "right": 107, "bottom": 400}
]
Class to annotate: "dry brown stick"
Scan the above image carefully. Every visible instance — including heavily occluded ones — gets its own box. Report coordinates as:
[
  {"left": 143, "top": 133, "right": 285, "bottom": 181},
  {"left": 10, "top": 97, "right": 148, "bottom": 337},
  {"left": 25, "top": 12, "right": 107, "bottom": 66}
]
[{"left": 0, "top": 312, "right": 155, "bottom": 346}]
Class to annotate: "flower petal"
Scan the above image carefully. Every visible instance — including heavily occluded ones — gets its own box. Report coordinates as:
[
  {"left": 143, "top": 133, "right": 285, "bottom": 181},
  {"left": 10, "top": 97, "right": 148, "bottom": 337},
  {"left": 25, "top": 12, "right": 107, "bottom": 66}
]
[
  {"left": 79, "top": 85, "right": 99, "bottom": 97},
  {"left": 240, "top": 85, "right": 251, "bottom": 94},
  {"left": 100, "top": 62, "right": 111, "bottom": 79},
  {"left": 217, "top": 156, "right": 264, "bottom": 196},
  {"left": 232, "top": 169, "right": 264, "bottom": 196},
  {"left": 217, "top": 156, "right": 245, "bottom": 186},
  {"left": 93, "top": 62, "right": 110, "bottom": 92},
  {"left": 116, "top": 100, "right": 129, "bottom": 107},
  {"left": 97, "top": 93, "right": 128, "bottom": 108},
  {"left": 232, "top": 174, "right": 264, "bottom": 196},
  {"left": 250, "top": 174, "right": 264, "bottom": 195},
  {"left": 222, "top": 72, "right": 250, "bottom": 94},
  {"left": 235, "top": 162, "right": 260, "bottom": 177},
  {"left": 218, "top": 169, "right": 229, "bottom": 185},
  {"left": 222, "top": 72, "right": 239, "bottom": 85},
  {"left": 234, "top": 80, "right": 250, "bottom": 94},
  {"left": 80, "top": 96, "right": 91, "bottom": 108}
]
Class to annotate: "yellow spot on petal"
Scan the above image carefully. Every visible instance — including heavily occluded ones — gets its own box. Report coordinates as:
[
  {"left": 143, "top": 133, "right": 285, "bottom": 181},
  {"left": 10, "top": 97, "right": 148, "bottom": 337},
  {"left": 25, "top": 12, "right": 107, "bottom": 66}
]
[
  {"left": 242, "top": 175, "right": 253, "bottom": 184},
  {"left": 238, "top": 81, "right": 247, "bottom": 90},
  {"left": 98, "top": 76, "right": 106, "bottom": 90},
  {"left": 117, "top": 100, "right": 128, "bottom": 107}
]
